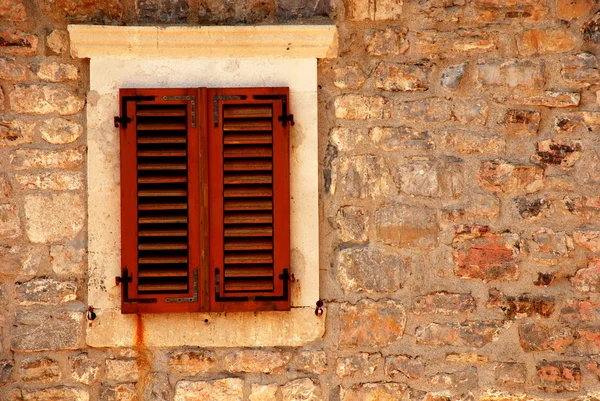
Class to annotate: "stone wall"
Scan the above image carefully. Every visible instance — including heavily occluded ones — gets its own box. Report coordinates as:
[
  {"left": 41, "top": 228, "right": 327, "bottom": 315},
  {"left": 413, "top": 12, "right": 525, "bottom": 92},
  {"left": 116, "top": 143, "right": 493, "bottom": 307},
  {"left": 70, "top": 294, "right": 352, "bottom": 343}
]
[{"left": 2, "top": 0, "right": 600, "bottom": 400}]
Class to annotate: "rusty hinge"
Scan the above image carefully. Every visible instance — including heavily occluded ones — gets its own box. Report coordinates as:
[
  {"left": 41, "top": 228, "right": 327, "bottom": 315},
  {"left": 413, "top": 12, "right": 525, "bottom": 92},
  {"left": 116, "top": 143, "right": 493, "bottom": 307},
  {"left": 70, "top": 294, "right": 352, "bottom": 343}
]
[
  {"left": 213, "top": 95, "right": 247, "bottom": 127},
  {"left": 114, "top": 95, "right": 156, "bottom": 129},
  {"left": 163, "top": 95, "right": 196, "bottom": 128},
  {"left": 253, "top": 94, "right": 294, "bottom": 127},
  {"left": 166, "top": 270, "right": 198, "bottom": 303},
  {"left": 116, "top": 268, "right": 157, "bottom": 304}
]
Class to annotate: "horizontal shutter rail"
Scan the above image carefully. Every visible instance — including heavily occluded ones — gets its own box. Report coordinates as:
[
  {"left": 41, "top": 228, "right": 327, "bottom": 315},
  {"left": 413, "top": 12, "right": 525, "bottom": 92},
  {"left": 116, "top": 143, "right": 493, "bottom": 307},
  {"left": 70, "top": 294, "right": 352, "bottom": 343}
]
[
  {"left": 137, "top": 108, "right": 186, "bottom": 117},
  {"left": 224, "top": 199, "right": 272, "bottom": 210},
  {"left": 138, "top": 162, "right": 187, "bottom": 170},
  {"left": 224, "top": 159, "right": 272, "bottom": 171},
  {"left": 224, "top": 133, "right": 272, "bottom": 145},
  {"left": 225, "top": 280, "right": 274, "bottom": 292},
  {"left": 138, "top": 256, "right": 188, "bottom": 264},
  {"left": 138, "top": 215, "right": 188, "bottom": 224},
  {"left": 138, "top": 268, "right": 188, "bottom": 277},
  {"left": 139, "top": 282, "right": 188, "bottom": 292},
  {"left": 137, "top": 122, "right": 187, "bottom": 131},
  {"left": 223, "top": 211, "right": 273, "bottom": 224},
  {"left": 223, "top": 120, "right": 272, "bottom": 131},
  {"left": 224, "top": 146, "right": 272, "bottom": 158},
  {"left": 139, "top": 228, "right": 188, "bottom": 236},
  {"left": 224, "top": 252, "right": 274, "bottom": 264},
  {"left": 137, "top": 149, "right": 187, "bottom": 157},
  {"left": 138, "top": 202, "right": 187, "bottom": 210},
  {"left": 138, "top": 189, "right": 187, "bottom": 197},
  {"left": 223, "top": 173, "right": 272, "bottom": 185},
  {"left": 224, "top": 185, "right": 272, "bottom": 198},
  {"left": 223, "top": 105, "right": 273, "bottom": 118},
  {"left": 138, "top": 242, "right": 188, "bottom": 251},
  {"left": 224, "top": 225, "right": 273, "bottom": 236},
  {"left": 137, "top": 135, "right": 186, "bottom": 144},
  {"left": 224, "top": 238, "right": 273, "bottom": 250},
  {"left": 138, "top": 175, "right": 187, "bottom": 184},
  {"left": 224, "top": 265, "right": 273, "bottom": 277}
]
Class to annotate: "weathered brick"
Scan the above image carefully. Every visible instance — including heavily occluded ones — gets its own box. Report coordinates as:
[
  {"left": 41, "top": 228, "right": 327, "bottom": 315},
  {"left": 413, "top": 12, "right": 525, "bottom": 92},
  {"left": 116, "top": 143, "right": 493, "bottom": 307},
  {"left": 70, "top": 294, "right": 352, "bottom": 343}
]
[
  {"left": 399, "top": 98, "right": 452, "bottom": 123},
  {"left": 416, "top": 30, "right": 497, "bottom": 57},
  {"left": 328, "top": 127, "right": 363, "bottom": 152},
  {"left": 0, "top": 120, "right": 35, "bottom": 147},
  {"left": 30, "top": 62, "right": 78, "bottom": 82},
  {"left": 291, "top": 350, "right": 327, "bottom": 374},
  {"left": 198, "top": 0, "right": 275, "bottom": 24},
  {"left": 487, "top": 288, "right": 554, "bottom": 319},
  {"left": 69, "top": 353, "right": 100, "bottom": 385},
  {"left": 472, "top": 0, "right": 548, "bottom": 21},
  {"left": 334, "top": 94, "right": 389, "bottom": 120},
  {"left": 9, "top": 85, "right": 84, "bottom": 115},
  {"left": 0, "top": 57, "right": 27, "bottom": 80},
  {"left": 583, "top": 11, "right": 600, "bottom": 44},
  {"left": 428, "top": 367, "right": 478, "bottom": 390},
  {"left": 16, "top": 277, "right": 77, "bottom": 306},
  {"left": 249, "top": 384, "right": 277, "bottom": 401},
  {"left": 560, "top": 299, "right": 600, "bottom": 324},
  {"left": 336, "top": 245, "right": 407, "bottom": 293},
  {"left": 137, "top": 0, "right": 189, "bottom": 23},
  {"left": 534, "top": 139, "right": 581, "bottom": 169},
  {"left": 51, "top": 245, "right": 87, "bottom": 276},
  {"left": 144, "top": 372, "right": 170, "bottom": 401},
  {"left": 561, "top": 53, "right": 600, "bottom": 86},
  {"left": 446, "top": 353, "right": 489, "bottom": 364},
  {"left": 494, "top": 362, "right": 526, "bottom": 386},
  {"left": 46, "top": 29, "right": 69, "bottom": 54},
  {"left": 15, "top": 172, "right": 85, "bottom": 191},
  {"left": 11, "top": 308, "right": 84, "bottom": 351},
  {"left": 0, "top": 0, "right": 26, "bottom": 21},
  {"left": 375, "top": 62, "right": 430, "bottom": 92},
  {"left": 527, "top": 229, "right": 573, "bottom": 265},
  {"left": 0, "top": 359, "right": 14, "bottom": 383},
  {"left": 276, "top": 0, "right": 330, "bottom": 18},
  {"left": 414, "top": 292, "right": 476, "bottom": 315},
  {"left": 20, "top": 357, "right": 60, "bottom": 382},
  {"left": 574, "top": 230, "right": 600, "bottom": 252},
  {"left": 282, "top": 378, "right": 322, "bottom": 401},
  {"left": 344, "top": 0, "right": 402, "bottom": 20},
  {"left": 10, "top": 147, "right": 86, "bottom": 169},
  {"left": 168, "top": 350, "right": 216, "bottom": 375},
  {"left": 370, "top": 126, "right": 433, "bottom": 151},
  {"left": 479, "top": 160, "right": 543, "bottom": 194},
  {"left": 334, "top": 206, "right": 368, "bottom": 243},
  {"left": 333, "top": 62, "right": 367, "bottom": 90},
  {"left": 20, "top": 387, "right": 89, "bottom": 401},
  {"left": 441, "top": 63, "right": 468, "bottom": 90},
  {"left": 440, "top": 129, "right": 505, "bottom": 154},
  {"left": 501, "top": 109, "right": 541, "bottom": 135},
  {"left": 42, "top": 0, "right": 124, "bottom": 22},
  {"left": 375, "top": 203, "right": 438, "bottom": 247},
  {"left": 365, "top": 27, "right": 409, "bottom": 56},
  {"left": 385, "top": 355, "right": 425, "bottom": 379},
  {"left": 555, "top": 111, "right": 600, "bottom": 133},
  {"left": 336, "top": 353, "right": 381, "bottom": 377},
  {"left": 517, "top": 29, "right": 576, "bottom": 56},
  {"left": 519, "top": 322, "right": 574, "bottom": 352},
  {"left": 452, "top": 226, "right": 520, "bottom": 281},
  {"left": 328, "top": 154, "right": 395, "bottom": 198},
  {"left": 224, "top": 350, "right": 291, "bottom": 373},
  {"left": 339, "top": 299, "right": 406, "bottom": 348},
  {"left": 100, "top": 383, "right": 138, "bottom": 401},
  {"left": 0, "top": 204, "right": 21, "bottom": 239},
  {"left": 415, "top": 321, "right": 507, "bottom": 348},
  {"left": 24, "top": 193, "right": 85, "bottom": 243},
  {"left": 536, "top": 360, "right": 581, "bottom": 393},
  {"left": 341, "top": 382, "right": 406, "bottom": 401},
  {"left": 395, "top": 157, "right": 463, "bottom": 198},
  {"left": 0, "top": 31, "right": 38, "bottom": 55},
  {"left": 476, "top": 60, "right": 544, "bottom": 90},
  {"left": 572, "top": 259, "right": 600, "bottom": 292},
  {"left": 494, "top": 91, "right": 580, "bottom": 108}
]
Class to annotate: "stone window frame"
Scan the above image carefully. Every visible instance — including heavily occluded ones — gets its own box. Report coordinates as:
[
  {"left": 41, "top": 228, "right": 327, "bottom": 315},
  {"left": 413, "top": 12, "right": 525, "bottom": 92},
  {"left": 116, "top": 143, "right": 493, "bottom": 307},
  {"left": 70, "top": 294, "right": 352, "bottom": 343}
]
[{"left": 68, "top": 24, "right": 337, "bottom": 347}]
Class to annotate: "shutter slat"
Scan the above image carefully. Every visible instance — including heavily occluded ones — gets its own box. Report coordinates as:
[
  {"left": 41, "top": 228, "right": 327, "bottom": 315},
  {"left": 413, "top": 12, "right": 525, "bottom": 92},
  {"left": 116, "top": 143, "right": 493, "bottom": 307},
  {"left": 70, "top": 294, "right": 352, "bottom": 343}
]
[
  {"left": 138, "top": 189, "right": 187, "bottom": 197},
  {"left": 224, "top": 225, "right": 273, "bottom": 237},
  {"left": 225, "top": 279, "right": 274, "bottom": 291},
  {"left": 225, "top": 252, "right": 274, "bottom": 264},
  {"left": 138, "top": 202, "right": 187, "bottom": 211},
  {"left": 223, "top": 105, "right": 272, "bottom": 118},
  {"left": 139, "top": 229, "right": 187, "bottom": 237},
  {"left": 139, "top": 256, "right": 188, "bottom": 264},
  {"left": 137, "top": 122, "right": 187, "bottom": 131},
  {"left": 224, "top": 146, "right": 272, "bottom": 158},
  {"left": 138, "top": 163, "right": 187, "bottom": 170},
  {"left": 224, "top": 186, "right": 272, "bottom": 198},
  {"left": 139, "top": 215, "right": 188, "bottom": 224},
  {"left": 223, "top": 173, "right": 272, "bottom": 185},
  {"left": 224, "top": 265, "right": 273, "bottom": 277},
  {"left": 224, "top": 133, "right": 272, "bottom": 145},
  {"left": 224, "top": 212, "right": 273, "bottom": 224},
  {"left": 138, "top": 268, "right": 188, "bottom": 277},
  {"left": 224, "top": 199, "right": 272, "bottom": 211},
  {"left": 138, "top": 242, "right": 188, "bottom": 250},
  {"left": 137, "top": 108, "right": 186, "bottom": 117},
  {"left": 137, "top": 149, "right": 187, "bottom": 157},
  {"left": 225, "top": 238, "right": 273, "bottom": 251},
  {"left": 223, "top": 120, "right": 272, "bottom": 131},
  {"left": 137, "top": 136, "right": 186, "bottom": 144},
  {"left": 139, "top": 282, "right": 188, "bottom": 292},
  {"left": 138, "top": 175, "right": 187, "bottom": 184},
  {"left": 223, "top": 159, "right": 272, "bottom": 171}
]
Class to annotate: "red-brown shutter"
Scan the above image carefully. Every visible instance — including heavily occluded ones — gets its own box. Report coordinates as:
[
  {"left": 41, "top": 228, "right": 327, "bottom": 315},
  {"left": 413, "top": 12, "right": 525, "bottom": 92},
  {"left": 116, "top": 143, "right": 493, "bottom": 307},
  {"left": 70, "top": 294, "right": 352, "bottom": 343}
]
[
  {"left": 119, "top": 88, "right": 205, "bottom": 313},
  {"left": 207, "top": 87, "right": 291, "bottom": 312}
]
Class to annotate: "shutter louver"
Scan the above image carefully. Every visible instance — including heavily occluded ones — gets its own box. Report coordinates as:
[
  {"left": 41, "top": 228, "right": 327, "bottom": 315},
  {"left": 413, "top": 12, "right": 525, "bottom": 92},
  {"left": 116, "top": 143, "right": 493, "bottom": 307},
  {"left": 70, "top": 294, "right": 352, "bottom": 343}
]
[{"left": 208, "top": 88, "right": 291, "bottom": 312}]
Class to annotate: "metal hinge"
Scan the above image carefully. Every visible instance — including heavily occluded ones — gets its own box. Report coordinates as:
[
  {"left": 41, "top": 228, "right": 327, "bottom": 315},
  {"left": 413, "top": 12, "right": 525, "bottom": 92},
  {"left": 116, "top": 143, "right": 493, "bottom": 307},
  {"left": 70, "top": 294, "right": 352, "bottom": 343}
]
[
  {"left": 116, "top": 268, "right": 157, "bottom": 304},
  {"left": 114, "top": 95, "right": 156, "bottom": 129},
  {"left": 166, "top": 270, "right": 198, "bottom": 303},
  {"left": 163, "top": 95, "right": 196, "bottom": 128},
  {"left": 253, "top": 94, "right": 294, "bottom": 127},
  {"left": 213, "top": 95, "right": 247, "bottom": 127}
]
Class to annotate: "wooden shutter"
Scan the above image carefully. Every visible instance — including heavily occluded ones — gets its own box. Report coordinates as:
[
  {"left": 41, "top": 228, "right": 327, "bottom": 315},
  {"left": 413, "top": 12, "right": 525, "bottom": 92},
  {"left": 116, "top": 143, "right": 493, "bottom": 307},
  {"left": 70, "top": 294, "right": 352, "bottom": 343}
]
[
  {"left": 119, "top": 88, "right": 205, "bottom": 313},
  {"left": 208, "top": 87, "right": 291, "bottom": 312}
]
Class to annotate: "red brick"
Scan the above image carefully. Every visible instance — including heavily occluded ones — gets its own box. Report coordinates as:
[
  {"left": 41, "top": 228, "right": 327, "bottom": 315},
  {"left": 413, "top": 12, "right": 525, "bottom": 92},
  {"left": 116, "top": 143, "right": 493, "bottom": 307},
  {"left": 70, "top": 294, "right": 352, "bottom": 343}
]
[
  {"left": 487, "top": 288, "right": 555, "bottom": 319},
  {"left": 414, "top": 291, "right": 476, "bottom": 315},
  {"left": 536, "top": 360, "right": 581, "bottom": 393},
  {"left": 519, "top": 322, "right": 574, "bottom": 352}
]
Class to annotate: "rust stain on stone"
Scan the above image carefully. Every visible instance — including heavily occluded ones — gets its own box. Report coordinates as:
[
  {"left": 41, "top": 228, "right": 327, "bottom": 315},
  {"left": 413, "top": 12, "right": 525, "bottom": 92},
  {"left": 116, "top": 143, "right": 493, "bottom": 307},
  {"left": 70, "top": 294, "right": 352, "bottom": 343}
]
[{"left": 135, "top": 314, "right": 144, "bottom": 347}]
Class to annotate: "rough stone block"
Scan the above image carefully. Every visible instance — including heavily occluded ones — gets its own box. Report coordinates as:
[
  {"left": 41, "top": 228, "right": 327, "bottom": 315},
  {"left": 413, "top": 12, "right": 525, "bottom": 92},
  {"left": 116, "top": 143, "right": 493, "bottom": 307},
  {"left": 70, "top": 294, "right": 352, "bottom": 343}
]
[
  {"left": 336, "top": 353, "right": 381, "bottom": 377},
  {"left": 344, "top": 0, "right": 402, "bottom": 20},
  {"left": 365, "top": 27, "right": 409, "bottom": 56},
  {"left": 494, "top": 362, "right": 526, "bottom": 386},
  {"left": 333, "top": 63, "right": 367, "bottom": 90},
  {"left": 0, "top": 359, "right": 14, "bottom": 383},
  {"left": 0, "top": 57, "right": 27, "bottom": 80},
  {"left": 534, "top": 139, "right": 581, "bottom": 169},
  {"left": 0, "top": 31, "right": 37, "bottom": 55},
  {"left": 0, "top": 120, "right": 35, "bottom": 147},
  {"left": 452, "top": 226, "right": 520, "bottom": 281},
  {"left": 385, "top": 355, "right": 425, "bottom": 379},
  {"left": 560, "top": 299, "right": 600, "bottom": 325},
  {"left": 15, "top": 172, "right": 85, "bottom": 191},
  {"left": 375, "top": 203, "right": 439, "bottom": 247},
  {"left": 31, "top": 62, "right": 78, "bottom": 82},
  {"left": 0, "top": 0, "right": 26, "bottom": 21},
  {"left": 46, "top": 29, "right": 69, "bottom": 54},
  {"left": 536, "top": 360, "right": 581, "bottom": 393},
  {"left": 168, "top": 350, "right": 216, "bottom": 376},
  {"left": 276, "top": 0, "right": 330, "bottom": 18},
  {"left": 174, "top": 379, "right": 244, "bottom": 401},
  {"left": 16, "top": 277, "right": 78, "bottom": 305},
  {"left": 476, "top": 60, "right": 544, "bottom": 90},
  {"left": 453, "top": 98, "right": 489, "bottom": 125},
  {"left": 24, "top": 193, "right": 85, "bottom": 243},
  {"left": 441, "top": 63, "right": 468, "bottom": 89},
  {"left": 494, "top": 91, "right": 580, "bottom": 108},
  {"left": 396, "top": 157, "right": 463, "bottom": 198},
  {"left": 446, "top": 353, "right": 489, "bottom": 364},
  {"left": 42, "top": 0, "right": 124, "bottom": 22},
  {"left": 341, "top": 382, "right": 406, "bottom": 401},
  {"left": 583, "top": 11, "right": 600, "bottom": 44},
  {"left": 328, "top": 127, "right": 364, "bottom": 152},
  {"left": 224, "top": 350, "right": 291, "bottom": 373},
  {"left": 334, "top": 206, "right": 368, "bottom": 243},
  {"left": 9, "top": 85, "right": 84, "bottom": 115},
  {"left": 399, "top": 98, "right": 452, "bottom": 123},
  {"left": 10, "top": 147, "right": 85, "bottom": 170},
  {"left": 472, "top": 0, "right": 548, "bottom": 21},
  {"left": 105, "top": 359, "right": 140, "bottom": 382},
  {"left": 69, "top": 353, "right": 100, "bottom": 385},
  {"left": 374, "top": 62, "right": 430, "bottom": 91},
  {"left": 573, "top": 230, "right": 600, "bottom": 252},
  {"left": 561, "top": 53, "right": 600, "bottom": 86},
  {"left": 11, "top": 308, "right": 84, "bottom": 351},
  {"left": 415, "top": 321, "right": 507, "bottom": 347},
  {"left": 290, "top": 350, "right": 327, "bottom": 374},
  {"left": 339, "top": 299, "right": 406, "bottom": 347},
  {"left": 100, "top": 383, "right": 138, "bottom": 401},
  {"left": 0, "top": 204, "right": 21, "bottom": 239},
  {"left": 328, "top": 154, "right": 395, "bottom": 199},
  {"left": 513, "top": 197, "right": 550, "bottom": 219},
  {"left": 487, "top": 288, "right": 554, "bottom": 319},
  {"left": 336, "top": 245, "right": 407, "bottom": 293},
  {"left": 414, "top": 292, "right": 476, "bottom": 315},
  {"left": 517, "top": 29, "right": 576, "bottom": 56},
  {"left": 416, "top": 30, "right": 497, "bottom": 57},
  {"left": 39, "top": 118, "right": 83, "bottom": 144},
  {"left": 478, "top": 160, "right": 543, "bottom": 194},
  {"left": 519, "top": 322, "right": 574, "bottom": 352},
  {"left": 20, "top": 357, "right": 60, "bottom": 382},
  {"left": 557, "top": 0, "right": 591, "bottom": 20},
  {"left": 334, "top": 94, "right": 389, "bottom": 120},
  {"left": 440, "top": 129, "right": 504, "bottom": 154},
  {"left": 198, "top": 0, "right": 275, "bottom": 24},
  {"left": 143, "top": 372, "right": 170, "bottom": 401},
  {"left": 526, "top": 229, "right": 573, "bottom": 265},
  {"left": 572, "top": 259, "right": 600, "bottom": 292},
  {"left": 137, "top": 0, "right": 189, "bottom": 23},
  {"left": 249, "top": 384, "right": 277, "bottom": 401},
  {"left": 282, "top": 378, "right": 322, "bottom": 401},
  {"left": 501, "top": 109, "right": 541, "bottom": 135},
  {"left": 20, "top": 387, "right": 89, "bottom": 401},
  {"left": 429, "top": 367, "right": 478, "bottom": 390},
  {"left": 370, "top": 126, "right": 433, "bottom": 151}
]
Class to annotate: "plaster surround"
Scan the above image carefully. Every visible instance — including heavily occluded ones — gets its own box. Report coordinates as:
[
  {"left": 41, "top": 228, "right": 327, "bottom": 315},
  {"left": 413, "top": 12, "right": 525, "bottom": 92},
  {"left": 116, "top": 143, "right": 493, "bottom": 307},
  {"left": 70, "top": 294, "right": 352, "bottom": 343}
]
[{"left": 69, "top": 24, "right": 337, "bottom": 347}]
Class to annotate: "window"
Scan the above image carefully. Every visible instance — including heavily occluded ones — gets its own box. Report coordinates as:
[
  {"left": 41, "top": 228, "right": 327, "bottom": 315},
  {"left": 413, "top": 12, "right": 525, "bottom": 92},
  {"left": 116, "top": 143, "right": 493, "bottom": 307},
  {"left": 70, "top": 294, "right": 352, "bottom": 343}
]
[{"left": 118, "top": 87, "right": 291, "bottom": 313}]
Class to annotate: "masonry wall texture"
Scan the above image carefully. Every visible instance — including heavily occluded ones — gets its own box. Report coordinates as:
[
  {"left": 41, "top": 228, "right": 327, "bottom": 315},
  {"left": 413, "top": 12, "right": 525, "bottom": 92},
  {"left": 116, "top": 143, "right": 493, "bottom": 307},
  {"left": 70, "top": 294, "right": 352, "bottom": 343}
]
[{"left": 2, "top": 0, "right": 600, "bottom": 400}]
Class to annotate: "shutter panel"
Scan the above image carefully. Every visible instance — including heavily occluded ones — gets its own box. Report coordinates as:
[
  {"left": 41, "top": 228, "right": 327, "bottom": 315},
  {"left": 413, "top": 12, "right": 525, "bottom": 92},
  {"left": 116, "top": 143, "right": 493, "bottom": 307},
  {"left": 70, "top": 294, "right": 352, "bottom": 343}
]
[
  {"left": 208, "top": 87, "right": 291, "bottom": 312},
  {"left": 119, "top": 88, "right": 205, "bottom": 313}
]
